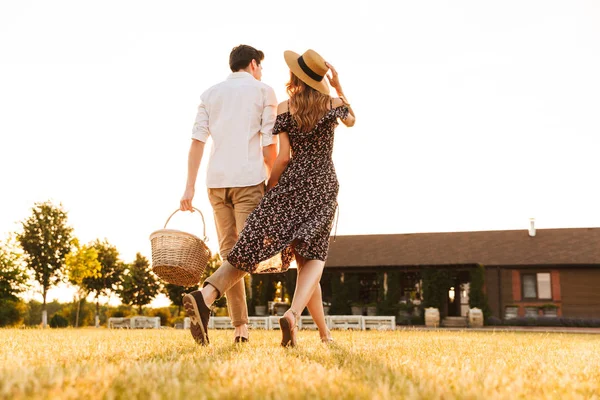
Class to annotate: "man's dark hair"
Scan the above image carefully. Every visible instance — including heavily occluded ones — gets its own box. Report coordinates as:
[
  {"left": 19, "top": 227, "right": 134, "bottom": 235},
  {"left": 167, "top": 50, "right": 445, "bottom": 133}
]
[{"left": 229, "top": 45, "right": 264, "bottom": 72}]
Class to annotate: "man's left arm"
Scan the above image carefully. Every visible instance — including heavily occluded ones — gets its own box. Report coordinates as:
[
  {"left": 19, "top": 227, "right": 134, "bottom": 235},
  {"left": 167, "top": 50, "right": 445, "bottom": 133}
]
[
  {"left": 261, "top": 87, "right": 278, "bottom": 182},
  {"left": 263, "top": 143, "right": 277, "bottom": 180}
]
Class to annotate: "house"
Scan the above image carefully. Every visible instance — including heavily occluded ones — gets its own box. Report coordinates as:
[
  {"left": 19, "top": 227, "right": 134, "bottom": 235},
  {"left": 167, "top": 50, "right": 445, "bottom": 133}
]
[{"left": 324, "top": 226, "right": 600, "bottom": 319}]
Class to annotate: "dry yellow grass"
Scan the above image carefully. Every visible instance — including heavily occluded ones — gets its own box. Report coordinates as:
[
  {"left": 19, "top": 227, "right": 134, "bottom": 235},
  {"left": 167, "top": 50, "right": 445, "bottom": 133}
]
[{"left": 1, "top": 328, "right": 599, "bottom": 399}]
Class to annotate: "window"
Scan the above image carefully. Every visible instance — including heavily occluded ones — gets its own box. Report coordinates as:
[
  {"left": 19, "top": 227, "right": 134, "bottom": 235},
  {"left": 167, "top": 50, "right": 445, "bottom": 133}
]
[
  {"left": 522, "top": 275, "right": 537, "bottom": 298},
  {"left": 524, "top": 307, "right": 539, "bottom": 318},
  {"left": 537, "top": 273, "right": 552, "bottom": 299},
  {"left": 522, "top": 272, "right": 552, "bottom": 300},
  {"left": 504, "top": 306, "right": 518, "bottom": 319}
]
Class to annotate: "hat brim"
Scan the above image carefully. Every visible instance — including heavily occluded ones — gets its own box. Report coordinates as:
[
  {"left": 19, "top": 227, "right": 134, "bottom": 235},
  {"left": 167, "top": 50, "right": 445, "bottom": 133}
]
[{"left": 284, "top": 50, "right": 330, "bottom": 95}]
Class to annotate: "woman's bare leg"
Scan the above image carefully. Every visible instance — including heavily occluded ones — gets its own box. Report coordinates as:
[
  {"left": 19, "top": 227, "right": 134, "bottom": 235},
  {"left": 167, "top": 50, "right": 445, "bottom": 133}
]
[
  {"left": 283, "top": 259, "right": 325, "bottom": 338},
  {"left": 294, "top": 254, "right": 330, "bottom": 339},
  {"left": 305, "top": 282, "right": 331, "bottom": 340}
]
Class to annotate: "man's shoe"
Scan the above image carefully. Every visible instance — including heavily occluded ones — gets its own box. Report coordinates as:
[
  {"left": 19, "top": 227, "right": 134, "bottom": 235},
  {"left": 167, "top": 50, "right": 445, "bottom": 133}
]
[{"left": 183, "top": 291, "right": 211, "bottom": 345}]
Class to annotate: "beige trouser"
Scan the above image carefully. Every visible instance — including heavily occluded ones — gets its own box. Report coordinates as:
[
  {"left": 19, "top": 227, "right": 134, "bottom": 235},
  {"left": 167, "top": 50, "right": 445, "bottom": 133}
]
[{"left": 206, "top": 183, "right": 264, "bottom": 327}]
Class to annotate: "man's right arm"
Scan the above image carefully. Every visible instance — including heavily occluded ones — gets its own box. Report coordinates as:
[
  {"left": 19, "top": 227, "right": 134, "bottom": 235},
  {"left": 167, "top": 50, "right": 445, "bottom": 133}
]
[
  {"left": 180, "top": 139, "right": 206, "bottom": 211},
  {"left": 181, "top": 100, "right": 209, "bottom": 211}
]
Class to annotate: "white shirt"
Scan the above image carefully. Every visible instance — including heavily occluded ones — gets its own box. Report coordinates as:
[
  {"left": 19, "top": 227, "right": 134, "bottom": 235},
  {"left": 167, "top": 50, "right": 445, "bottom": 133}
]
[{"left": 192, "top": 72, "right": 278, "bottom": 188}]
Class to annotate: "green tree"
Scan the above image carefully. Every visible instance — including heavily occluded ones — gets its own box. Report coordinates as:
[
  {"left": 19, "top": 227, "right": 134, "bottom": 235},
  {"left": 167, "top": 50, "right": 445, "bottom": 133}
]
[
  {"left": 345, "top": 274, "right": 361, "bottom": 305},
  {"left": 83, "top": 239, "right": 124, "bottom": 326},
  {"left": 376, "top": 271, "right": 402, "bottom": 316},
  {"left": 163, "top": 283, "right": 198, "bottom": 315},
  {"left": 0, "top": 234, "right": 29, "bottom": 301},
  {"left": 118, "top": 253, "right": 161, "bottom": 314},
  {"left": 17, "top": 201, "right": 73, "bottom": 327},
  {"left": 469, "top": 264, "right": 492, "bottom": 320},
  {"left": 329, "top": 274, "right": 351, "bottom": 315},
  {"left": 65, "top": 240, "right": 101, "bottom": 327},
  {"left": 422, "top": 268, "right": 453, "bottom": 316}
]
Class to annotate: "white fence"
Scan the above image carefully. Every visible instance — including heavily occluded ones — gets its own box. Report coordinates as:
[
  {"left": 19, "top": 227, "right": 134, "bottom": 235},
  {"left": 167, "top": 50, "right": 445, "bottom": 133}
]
[
  {"left": 182, "top": 315, "right": 396, "bottom": 331},
  {"left": 108, "top": 316, "right": 161, "bottom": 329}
]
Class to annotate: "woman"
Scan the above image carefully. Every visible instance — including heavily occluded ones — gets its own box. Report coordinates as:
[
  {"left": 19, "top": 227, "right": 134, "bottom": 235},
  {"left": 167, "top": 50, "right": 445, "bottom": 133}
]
[{"left": 184, "top": 49, "right": 355, "bottom": 347}]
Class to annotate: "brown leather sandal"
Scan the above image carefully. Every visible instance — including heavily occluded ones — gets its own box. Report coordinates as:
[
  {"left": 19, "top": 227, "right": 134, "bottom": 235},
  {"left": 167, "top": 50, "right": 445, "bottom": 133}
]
[{"left": 280, "top": 309, "right": 299, "bottom": 347}]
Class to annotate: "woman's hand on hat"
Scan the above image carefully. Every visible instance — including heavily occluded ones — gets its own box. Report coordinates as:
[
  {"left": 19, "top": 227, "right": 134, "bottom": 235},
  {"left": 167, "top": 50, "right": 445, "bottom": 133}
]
[{"left": 325, "top": 62, "right": 343, "bottom": 94}]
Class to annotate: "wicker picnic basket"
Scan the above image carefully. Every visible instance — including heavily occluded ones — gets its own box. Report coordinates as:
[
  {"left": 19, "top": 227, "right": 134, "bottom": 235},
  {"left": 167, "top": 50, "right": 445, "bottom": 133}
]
[{"left": 149, "top": 208, "right": 211, "bottom": 287}]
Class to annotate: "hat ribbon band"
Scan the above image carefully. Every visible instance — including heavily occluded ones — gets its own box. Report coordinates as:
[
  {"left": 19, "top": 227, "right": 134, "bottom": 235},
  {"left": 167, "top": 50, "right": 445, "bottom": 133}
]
[{"left": 298, "top": 56, "right": 324, "bottom": 82}]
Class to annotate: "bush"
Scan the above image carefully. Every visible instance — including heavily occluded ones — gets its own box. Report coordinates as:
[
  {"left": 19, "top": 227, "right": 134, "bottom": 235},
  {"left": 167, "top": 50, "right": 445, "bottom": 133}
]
[
  {"left": 107, "top": 305, "right": 134, "bottom": 318},
  {"left": 498, "top": 317, "right": 600, "bottom": 328},
  {"left": 411, "top": 314, "right": 424, "bottom": 326},
  {"left": 535, "top": 317, "right": 563, "bottom": 327},
  {"left": 59, "top": 300, "right": 95, "bottom": 327},
  {"left": 23, "top": 300, "right": 64, "bottom": 326},
  {"left": 148, "top": 308, "right": 173, "bottom": 326},
  {"left": 49, "top": 313, "right": 69, "bottom": 328},
  {"left": 376, "top": 299, "right": 399, "bottom": 317}
]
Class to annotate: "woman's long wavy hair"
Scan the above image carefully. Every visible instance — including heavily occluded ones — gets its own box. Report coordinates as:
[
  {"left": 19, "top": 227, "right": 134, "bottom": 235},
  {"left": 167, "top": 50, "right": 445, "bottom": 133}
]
[{"left": 286, "top": 72, "right": 330, "bottom": 132}]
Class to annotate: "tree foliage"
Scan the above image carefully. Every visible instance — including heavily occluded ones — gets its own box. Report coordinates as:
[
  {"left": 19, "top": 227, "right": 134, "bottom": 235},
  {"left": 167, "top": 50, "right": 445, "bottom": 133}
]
[{"left": 118, "top": 253, "right": 161, "bottom": 313}]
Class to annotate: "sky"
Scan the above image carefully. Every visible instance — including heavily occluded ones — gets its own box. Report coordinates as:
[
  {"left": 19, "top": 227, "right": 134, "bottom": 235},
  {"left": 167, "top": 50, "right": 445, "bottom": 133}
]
[{"left": 1, "top": 0, "right": 599, "bottom": 307}]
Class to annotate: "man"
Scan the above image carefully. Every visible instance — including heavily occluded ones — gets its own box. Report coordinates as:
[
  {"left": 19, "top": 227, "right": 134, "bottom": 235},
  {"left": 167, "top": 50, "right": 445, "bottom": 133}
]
[{"left": 180, "top": 45, "right": 278, "bottom": 343}]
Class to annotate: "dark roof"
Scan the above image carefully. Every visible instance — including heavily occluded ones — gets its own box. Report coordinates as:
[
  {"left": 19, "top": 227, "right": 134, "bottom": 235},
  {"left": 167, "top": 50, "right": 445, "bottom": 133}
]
[{"left": 326, "top": 228, "right": 600, "bottom": 268}]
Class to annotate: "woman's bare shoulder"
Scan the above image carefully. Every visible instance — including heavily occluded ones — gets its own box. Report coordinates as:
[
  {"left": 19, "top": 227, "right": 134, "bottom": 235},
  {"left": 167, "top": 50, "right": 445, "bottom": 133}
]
[{"left": 277, "top": 100, "right": 289, "bottom": 115}]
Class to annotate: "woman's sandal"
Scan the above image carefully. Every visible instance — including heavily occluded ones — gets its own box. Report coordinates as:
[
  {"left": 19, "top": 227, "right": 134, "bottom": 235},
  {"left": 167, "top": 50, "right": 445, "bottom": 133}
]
[{"left": 280, "top": 309, "right": 299, "bottom": 347}]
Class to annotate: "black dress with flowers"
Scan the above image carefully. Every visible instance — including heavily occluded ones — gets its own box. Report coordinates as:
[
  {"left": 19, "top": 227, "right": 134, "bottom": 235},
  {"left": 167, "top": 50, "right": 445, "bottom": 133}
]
[{"left": 227, "top": 103, "right": 349, "bottom": 274}]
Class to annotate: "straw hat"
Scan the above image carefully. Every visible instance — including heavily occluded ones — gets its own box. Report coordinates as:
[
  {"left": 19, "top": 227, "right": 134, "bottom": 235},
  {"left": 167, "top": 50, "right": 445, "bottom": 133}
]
[{"left": 284, "top": 49, "right": 330, "bottom": 95}]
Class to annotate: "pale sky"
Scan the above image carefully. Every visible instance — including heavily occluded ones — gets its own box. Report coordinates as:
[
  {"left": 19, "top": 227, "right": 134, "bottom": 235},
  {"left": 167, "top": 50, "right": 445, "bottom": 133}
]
[{"left": 1, "top": 0, "right": 599, "bottom": 307}]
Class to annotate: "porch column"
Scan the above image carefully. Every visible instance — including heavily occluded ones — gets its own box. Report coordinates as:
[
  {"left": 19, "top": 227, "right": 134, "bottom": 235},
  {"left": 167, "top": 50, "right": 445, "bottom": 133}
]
[
  {"left": 551, "top": 270, "right": 562, "bottom": 316},
  {"left": 512, "top": 270, "right": 521, "bottom": 316},
  {"left": 383, "top": 272, "right": 388, "bottom": 297},
  {"left": 511, "top": 270, "right": 521, "bottom": 301}
]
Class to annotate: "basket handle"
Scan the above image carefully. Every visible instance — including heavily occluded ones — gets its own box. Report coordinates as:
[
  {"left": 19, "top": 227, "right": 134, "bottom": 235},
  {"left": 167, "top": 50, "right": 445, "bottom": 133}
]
[{"left": 164, "top": 207, "right": 208, "bottom": 241}]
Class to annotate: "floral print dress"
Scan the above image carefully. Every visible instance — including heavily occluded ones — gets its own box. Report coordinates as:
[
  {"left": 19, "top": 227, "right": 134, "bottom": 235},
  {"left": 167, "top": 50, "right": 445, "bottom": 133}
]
[{"left": 227, "top": 103, "right": 350, "bottom": 274}]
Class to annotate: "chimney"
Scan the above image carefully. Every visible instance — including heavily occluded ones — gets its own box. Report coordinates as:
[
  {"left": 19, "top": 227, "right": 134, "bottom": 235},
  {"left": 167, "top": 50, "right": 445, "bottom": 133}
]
[{"left": 529, "top": 218, "right": 536, "bottom": 237}]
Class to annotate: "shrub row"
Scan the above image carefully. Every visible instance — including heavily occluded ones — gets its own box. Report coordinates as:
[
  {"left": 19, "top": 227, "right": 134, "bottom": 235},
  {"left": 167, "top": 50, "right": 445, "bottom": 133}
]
[{"left": 487, "top": 316, "right": 600, "bottom": 328}]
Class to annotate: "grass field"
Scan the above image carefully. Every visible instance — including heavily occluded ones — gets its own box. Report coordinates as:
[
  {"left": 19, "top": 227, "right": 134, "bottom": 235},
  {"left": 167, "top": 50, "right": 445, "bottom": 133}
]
[{"left": 1, "top": 328, "right": 599, "bottom": 399}]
